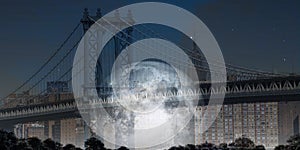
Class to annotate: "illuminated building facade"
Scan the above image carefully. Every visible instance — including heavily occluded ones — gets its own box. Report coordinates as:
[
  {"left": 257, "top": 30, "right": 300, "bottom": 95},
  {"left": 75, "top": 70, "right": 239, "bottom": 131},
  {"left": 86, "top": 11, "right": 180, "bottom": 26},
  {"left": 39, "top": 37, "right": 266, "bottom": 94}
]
[{"left": 195, "top": 102, "right": 279, "bottom": 148}]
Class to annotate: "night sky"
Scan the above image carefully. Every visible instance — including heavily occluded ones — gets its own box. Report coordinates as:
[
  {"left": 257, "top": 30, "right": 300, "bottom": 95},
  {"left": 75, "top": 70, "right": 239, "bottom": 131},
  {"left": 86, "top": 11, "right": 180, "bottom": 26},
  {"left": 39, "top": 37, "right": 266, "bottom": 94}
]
[{"left": 0, "top": 0, "right": 299, "bottom": 97}]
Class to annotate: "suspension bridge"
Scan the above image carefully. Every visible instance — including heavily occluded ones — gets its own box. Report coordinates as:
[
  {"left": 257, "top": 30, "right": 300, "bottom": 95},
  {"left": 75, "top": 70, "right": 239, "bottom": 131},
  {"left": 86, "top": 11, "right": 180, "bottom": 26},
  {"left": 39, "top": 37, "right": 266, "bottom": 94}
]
[{"left": 0, "top": 8, "right": 299, "bottom": 131}]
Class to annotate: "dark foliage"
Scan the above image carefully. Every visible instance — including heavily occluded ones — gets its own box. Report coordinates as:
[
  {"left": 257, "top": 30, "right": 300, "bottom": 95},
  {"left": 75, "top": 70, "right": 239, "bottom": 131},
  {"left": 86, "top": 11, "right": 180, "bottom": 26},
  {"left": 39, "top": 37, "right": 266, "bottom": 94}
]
[
  {"left": 117, "top": 146, "right": 129, "bottom": 150},
  {"left": 84, "top": 137, "right": 105, "bottom": 150},
  {"left": 0, "top": 129, "right": 83, "bottom": 150},
  {"left": 8, "top": 129, "right": 300, "bottom": 150},
  {"left": 43, "top": 138, "right": 62, "bottom": 150},
  {"left": 0, "top": 129, "right": 18, "bottom": 149},
  {"left": 233, "top": 137, "right": 255, "bottom": 148},
  {"left": 28, "top": 137, "right": 43, "bottom": 150}
]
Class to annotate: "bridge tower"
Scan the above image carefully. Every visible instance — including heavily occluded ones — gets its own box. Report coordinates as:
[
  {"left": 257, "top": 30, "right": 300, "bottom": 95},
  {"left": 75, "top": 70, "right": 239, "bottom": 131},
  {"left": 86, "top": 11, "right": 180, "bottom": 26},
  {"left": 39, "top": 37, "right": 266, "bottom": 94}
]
[
  {"left": 80, "top": 8, "right": 134, "bottom": 148},
  {"left": 81, "top": 8, "right": 134, "bottom": 96}
]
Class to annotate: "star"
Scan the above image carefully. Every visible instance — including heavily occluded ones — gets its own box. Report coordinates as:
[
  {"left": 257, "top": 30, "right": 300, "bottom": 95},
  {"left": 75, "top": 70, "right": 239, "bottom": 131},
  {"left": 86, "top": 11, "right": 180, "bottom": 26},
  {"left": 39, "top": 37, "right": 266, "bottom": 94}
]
[{"left": 283, "top": 58, "right": 286, "bottom": 62}]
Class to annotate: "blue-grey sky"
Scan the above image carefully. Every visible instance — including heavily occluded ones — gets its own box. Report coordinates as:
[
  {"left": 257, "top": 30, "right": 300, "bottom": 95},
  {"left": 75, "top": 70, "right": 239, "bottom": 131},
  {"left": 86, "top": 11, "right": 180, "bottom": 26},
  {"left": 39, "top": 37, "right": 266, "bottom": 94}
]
[{"left": 0, "top": 0, "right": 299, "bottom": 97}]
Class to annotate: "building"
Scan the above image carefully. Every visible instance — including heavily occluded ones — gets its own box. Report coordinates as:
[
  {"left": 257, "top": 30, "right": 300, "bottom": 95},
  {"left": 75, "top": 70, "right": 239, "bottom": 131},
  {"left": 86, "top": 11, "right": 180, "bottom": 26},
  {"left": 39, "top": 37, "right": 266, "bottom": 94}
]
[
  {"left": 46, "top": 81, "right": 72, "bottom": 102},
  {"left": 75, "top": 118, "right": 87, "bottom": 148},
  {"left": 47, "top": 92, "right": 74, "bottom": 102},
  {"left": 14, "top": 123, "right": 45, "bottom": 140},
  {"left": 60, "top": 118, "right": 77, "bottom": 145},
  {"left": 195, "top": 102, "right": 279, "bottom": 148},
  {"left": 278, "top": 101, "right": 300, "bottom": 145},
  {"left": 44, "top": 120, "right": 61, "bottom": 142},
  {"left": 47, "top": 81, "right": 69, "bottom": 93},
  {"left": 14, "top": 124, "right": 27, "bottom": 139},
  {"left": 3, "top": 91, "right": 30, "bottom": 108},
  {"left": 27, "top": 124, "right": 45, "bottom": 139},
  {"left": 43, "top": 118, "right": 86, "bottom": 147}
]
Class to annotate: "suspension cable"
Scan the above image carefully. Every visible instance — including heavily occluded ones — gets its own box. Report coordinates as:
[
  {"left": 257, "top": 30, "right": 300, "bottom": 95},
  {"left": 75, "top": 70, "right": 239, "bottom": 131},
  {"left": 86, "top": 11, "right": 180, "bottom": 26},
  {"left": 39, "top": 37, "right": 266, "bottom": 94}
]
[{"left": 0, "top": 22, "right": 81, "bottom": 101}]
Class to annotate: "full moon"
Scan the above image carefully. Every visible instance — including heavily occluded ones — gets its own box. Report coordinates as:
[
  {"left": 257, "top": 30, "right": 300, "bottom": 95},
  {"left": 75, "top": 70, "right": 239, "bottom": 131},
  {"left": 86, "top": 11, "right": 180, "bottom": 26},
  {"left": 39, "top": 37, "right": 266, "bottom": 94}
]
[
  {"left": 120, "top": 59, "right": 181, "bottom": 129},
  {"left": 109, "top": 58, "right": 198, "bottom": 148}
]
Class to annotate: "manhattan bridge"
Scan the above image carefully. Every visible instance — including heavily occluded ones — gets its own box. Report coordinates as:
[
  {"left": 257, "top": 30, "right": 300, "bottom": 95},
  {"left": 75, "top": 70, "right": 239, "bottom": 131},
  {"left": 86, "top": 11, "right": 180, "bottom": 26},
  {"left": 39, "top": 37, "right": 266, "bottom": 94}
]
[{"left": 0, "top": 8, "right": 299, "bottom": 147}]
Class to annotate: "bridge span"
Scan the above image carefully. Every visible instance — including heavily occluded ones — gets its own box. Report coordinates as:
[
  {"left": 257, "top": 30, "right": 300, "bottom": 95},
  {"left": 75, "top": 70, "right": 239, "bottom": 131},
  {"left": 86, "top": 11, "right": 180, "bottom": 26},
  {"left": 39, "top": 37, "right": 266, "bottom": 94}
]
[{"left": 1, "top": 76, "right": 299, "bottom": 130}]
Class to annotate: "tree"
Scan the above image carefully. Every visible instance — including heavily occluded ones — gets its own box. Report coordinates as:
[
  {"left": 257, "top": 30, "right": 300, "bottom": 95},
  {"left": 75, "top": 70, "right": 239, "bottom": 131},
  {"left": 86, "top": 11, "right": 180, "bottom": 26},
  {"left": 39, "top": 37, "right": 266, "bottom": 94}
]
[
  {"left": 287, "top": 134, "right": 300, "bottom": 148},
  {"left": 84, "top": 137, "right": 105, "bottom": 150},
  {"left": 219, "top": 143, "right": 228, "bottom": 149},
  {"left": 168, "top": 146, "right": 179, "bottom": 150},
  {"left": 255, "top": 145, "right": 266, "bottom": 150},
  {"left": 274, "top": 145, "right": 285, "bottom": 150},
  {"left": 63, "top": 144, "right": 76, "bottom": 150},
  {"left": 11, "top": 139, "right": 32, "bottom": 150},
  {"left": 43, "top": 138, "right": 62, "bottom": 150},
  {"left": 0, "top": 129, "right": 18, "bottom": 149},
  {"left": 201, "top": 141, "right": 215, "bottom": 149},
  {"left": 228, "top": 142, "right": 235, "bottom": 147},
  {"left": 185, "top": 144, "right": 196, "bottom": 150},
  {"left": 28, "top": 137, "right": 42, "bottom": 150},
  {"left": 118, "top": 146, "right": 129, "bottom": 150},
  {"left": 233, "top": 137, "right": 255, "bottom": 148}
]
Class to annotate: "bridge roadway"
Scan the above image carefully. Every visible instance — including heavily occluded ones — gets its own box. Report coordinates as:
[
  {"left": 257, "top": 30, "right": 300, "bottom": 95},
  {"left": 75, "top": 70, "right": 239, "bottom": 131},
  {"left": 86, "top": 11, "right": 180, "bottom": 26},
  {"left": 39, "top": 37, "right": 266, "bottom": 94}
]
[{"left": 1, "top": 76, "right": 300, "bottom": 130}]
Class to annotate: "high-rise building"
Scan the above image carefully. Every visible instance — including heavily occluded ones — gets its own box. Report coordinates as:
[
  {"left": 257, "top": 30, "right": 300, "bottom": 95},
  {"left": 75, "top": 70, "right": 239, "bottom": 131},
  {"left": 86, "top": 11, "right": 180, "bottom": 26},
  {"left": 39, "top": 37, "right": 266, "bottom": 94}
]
[
  {"left": 195, "top": 102, "right": 279, "bottom": 148},
  {"left": 278, "top": 101, "right": 300, "bottom": 145},
  {"left": 43, "top": 118, "right": 87, "bottom": 147},
  {"left": 75, "top": 118, "right": 86, "bottom": 148},
  {"left": 61, "top": 118, "right": 77, "bottom": 145},
  {"left": 44, "top": 120, "right": 61, "bottom": 142}
]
